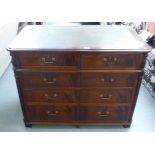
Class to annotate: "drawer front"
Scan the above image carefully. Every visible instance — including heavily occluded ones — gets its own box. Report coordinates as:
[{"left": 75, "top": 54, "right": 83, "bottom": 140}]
[
  {"left": 80, "top": 89, "right": 132, "bottom": 104},
  {"left": 81, "top": 73, "right": 137, "bottom": 87},
  {"left": 81, "top": 53, "right": 143, "bottom": 69},
  {"left": 17, "top": 53, "right": 79, "bottom": 68},
  {"left": 20, "top": 72, "right": 79, "bottom": 88},
  {"left": 26, "top": 105, "right": 77, "bottom": 122},
  {"left": 23, "top": 89, "right": 77, "bottom": 104},
  {"left": 80, "top": 106, "right": 129, "bottom": 122}
]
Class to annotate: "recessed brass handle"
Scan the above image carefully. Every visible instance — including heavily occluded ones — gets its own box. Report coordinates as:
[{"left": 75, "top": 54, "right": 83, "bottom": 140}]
[
  {"left": 41, "top": 56, "right": 56, "bottom": 64},
  {"left": 44, "top": 93, "right": 58, "bottom": 100},
  {"left": 100, "top": 94, "right": 112, "bottom": 100},
  {"left": 43, "top": 77, "right": 57, "bottom": 84},
  {"left": 97, "top": 111, "right": 109, "bottom": 117},
  {"left": 46, "top": 110, "right": 59, "bottom": 116}
]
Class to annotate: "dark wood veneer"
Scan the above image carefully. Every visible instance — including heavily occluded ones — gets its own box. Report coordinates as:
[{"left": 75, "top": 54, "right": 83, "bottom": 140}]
[
  {"left": 81, "top": 53, "right": 143, "bottom": 70},
  {"left": 20, "top": 72, "right": 80, "bottom": 88},
  {"left": 23, "top": 89, "right": 77, "bottom": 104},
  {"left": 81, "top": 72, "right": 138, "bottom": 87},
  {"left": 80, "top": 89, "right": 133, "bottom": 104},
  {"left": 80, "top": 105, "right": 129, "bottom": 122}
]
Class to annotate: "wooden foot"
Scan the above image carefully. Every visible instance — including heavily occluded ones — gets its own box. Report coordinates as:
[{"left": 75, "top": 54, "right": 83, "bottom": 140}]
[
  {"left": 76, "top": 125, "right": 80, "bottom": 128},
  {"left": 25, "top": 123, "right": 32, "bottom": 128},
  {"left": 123, "top": 124, "right": 131, "bottom": 128}
]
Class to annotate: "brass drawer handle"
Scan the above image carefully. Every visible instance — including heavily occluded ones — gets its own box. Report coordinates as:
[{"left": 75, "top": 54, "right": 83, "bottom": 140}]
[
  {"left": 113, "top": 57, "right": 117, "bottom": 62},
  {"left": 97, "top": 111, "right": 109, "bottom": 117},
  {"left": 101, "top": 78, "right": 115, "bottom": 83},
  {"left": 41, "top": 56, "right": 56, "bottom": 64},
  {"left": 43, "top": 77, "right": 57, "bottom": 84},
  {"left": 100, "top": 94, "right": 112, "bottom": 100},
  {"left": 110, "top": 78, "right": 114, "bottom": 82},
  {"left": 101, "top": 78, "right": 105, "bottom": 82},
  {"left": 103, "top": 57, "right": 108, "bottom": 62},
  {"left": 44, "top": 93, "right": 58, "bottom": 100},
  {"left": 103, "top": 57, "right": 117, "bottom": 64},
  {"left": 46, "top": 110, "right": 59, "bottom": 116}
]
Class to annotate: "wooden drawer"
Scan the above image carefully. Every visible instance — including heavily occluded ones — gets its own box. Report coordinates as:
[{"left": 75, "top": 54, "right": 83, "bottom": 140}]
[
  {"left": 81, "top": 72, "right": 137, "bottom": 87},
  {"left": 20, "top": 72, "right": 79, "bottom": 88},
  {"left": 26, "top": 105, "right": 77, "bottom": 122},
  {"left": 80, "top": 89, "right": 132, "bottom": 104},
  {"left": 16, "top": 53, "right": 79, "bottom": 69},
  {"left": 23, "top": 89, "right": 77, "bottom": 104},
  {"left": 81, "top": 53, "right": 143, "bottom": 70},
  {"left": 80, "top": 106, "right": 129, "bottom": 122}
]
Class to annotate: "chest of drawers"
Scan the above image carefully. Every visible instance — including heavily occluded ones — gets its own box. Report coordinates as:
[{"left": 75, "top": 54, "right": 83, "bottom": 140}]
[{"left": 8, "top": 25, "right": 151, "bottom": 127}]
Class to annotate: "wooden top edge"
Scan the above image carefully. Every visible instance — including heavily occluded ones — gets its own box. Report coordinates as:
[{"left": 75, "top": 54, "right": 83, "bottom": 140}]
[
  {"left": 7, "top": 48, "right": 151, "bottom": 53},
  {"left": 7, "top": 25, "right": 152, "bottom": 52}
]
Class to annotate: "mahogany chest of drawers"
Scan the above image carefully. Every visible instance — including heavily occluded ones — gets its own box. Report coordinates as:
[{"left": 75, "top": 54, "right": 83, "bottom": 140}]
[{"left": 7, "top": 25, "right": 151, "bottom": 127}]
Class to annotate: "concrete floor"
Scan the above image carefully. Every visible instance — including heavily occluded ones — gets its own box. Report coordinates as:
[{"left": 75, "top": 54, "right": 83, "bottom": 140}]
[{"left": 0, "top": 64, "right": 155, "bottom": 132}]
